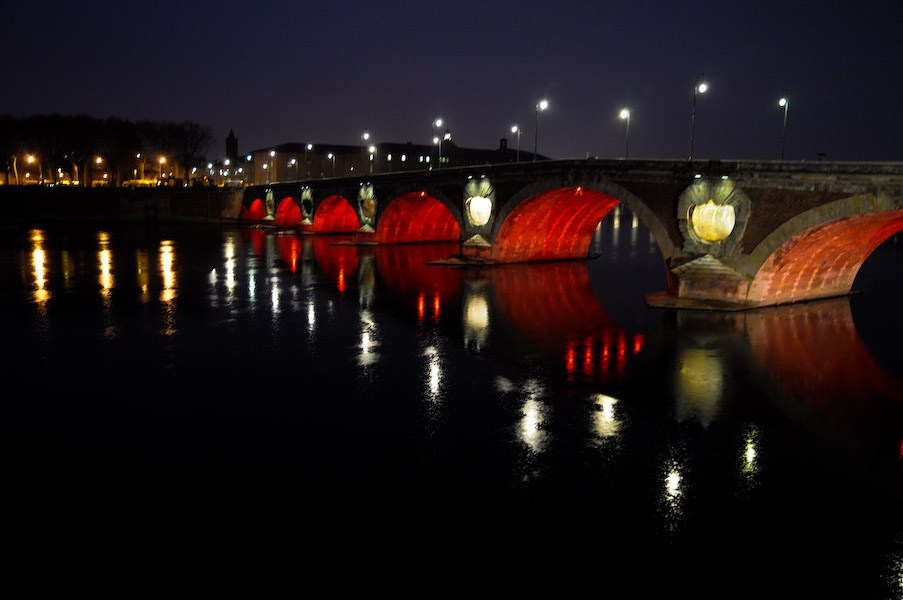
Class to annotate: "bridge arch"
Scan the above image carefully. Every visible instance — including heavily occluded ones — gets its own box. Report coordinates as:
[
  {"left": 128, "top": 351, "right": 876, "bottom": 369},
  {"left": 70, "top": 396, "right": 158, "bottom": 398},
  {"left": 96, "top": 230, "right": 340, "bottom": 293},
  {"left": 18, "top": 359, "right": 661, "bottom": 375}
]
[
  {"left": 375, "top": 190, "right": 462, "bottom": 243},
  {"left": 241, "top": 196, "right": 268, "bottom": 222},
  {"left": 312, "top": 194, "right": 360, "bottom": 233},
  {"left": 274, "top": 196, "right": 302, "bottom": 228},
  {"left": 490, "top": 176, "right": 673, "bottom": 263},
  {"left": 745, "top": 194, "right": 903, "bottom": 305}
]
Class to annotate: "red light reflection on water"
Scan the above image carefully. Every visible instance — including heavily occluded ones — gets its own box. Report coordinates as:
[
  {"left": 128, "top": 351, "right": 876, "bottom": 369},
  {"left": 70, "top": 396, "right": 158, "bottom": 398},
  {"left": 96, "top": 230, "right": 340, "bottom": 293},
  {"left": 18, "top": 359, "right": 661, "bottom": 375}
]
[
  {"left": 563, "top": 331, "right": 646, "bottom": 383},
  {"left": 417, "top": 292, "right": 425, "bottom": 323},
  {"left": 276, "top": 236, "right": 300, "bottom": 273},
  {"left": 337, "top": 264, "right": 345, "bottom": 294},
  {"left": 433, "top": 291, "right": 441, "bottom": 321},
  {"left": 566, "top": 342, "right": 577, "bottom": 375}
]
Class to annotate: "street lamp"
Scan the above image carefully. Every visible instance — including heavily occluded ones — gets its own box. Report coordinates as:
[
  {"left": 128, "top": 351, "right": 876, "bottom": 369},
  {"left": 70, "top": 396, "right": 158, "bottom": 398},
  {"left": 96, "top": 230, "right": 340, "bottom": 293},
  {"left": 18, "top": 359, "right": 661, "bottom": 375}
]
[
  {"left": 368, "top": 145, "right": 377, "bottom": 174},
  {"left": 432, "top": 118, "right": 444, "bottom": 167},
  {"left": 289, "top": 158, "right": 297, "bottom": 180},
  {"left": 534, "top": 97, "right": 548, "bottom": 161},
  {"left": 689, "top": 74, "right": 707, "bottom": 160},
  {"left": 778, "top": 94, "right": 789, "bottom": 161},
  {"left": 619, "top": 108, "right": 631, "bottom": 159},
  {"left": 511, "top": 125, "right": 521, "bottom": 161},
  {"left": 360, "top": 132, "right": 370, "bottom": 173},
  {"left": 327, "top": 152, "right": 336, "bottom": 177},
  {"left": 305, "top": 143, "right": 313, "bottom": 178},
  {"left": 159, "top": 156, "right": 166, "bottom": 182},
  {"left": 268, "top": 149, "right": 275, "bottom": 183}
]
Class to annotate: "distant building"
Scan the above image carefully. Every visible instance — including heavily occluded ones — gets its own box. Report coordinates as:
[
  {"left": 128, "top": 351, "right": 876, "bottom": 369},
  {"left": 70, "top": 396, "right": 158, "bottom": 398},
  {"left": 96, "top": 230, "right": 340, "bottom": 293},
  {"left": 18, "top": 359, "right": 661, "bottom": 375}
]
[{"left": 245, "top": 135, "right": 545, "bottom": 185}]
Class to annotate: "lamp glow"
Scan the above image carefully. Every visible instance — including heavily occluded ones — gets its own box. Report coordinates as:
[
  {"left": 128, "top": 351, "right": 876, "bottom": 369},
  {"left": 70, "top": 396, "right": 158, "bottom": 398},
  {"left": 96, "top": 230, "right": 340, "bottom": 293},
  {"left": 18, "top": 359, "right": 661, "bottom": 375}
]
[{"left": 466, "top": 195, "right": 492, "bottom": 226}]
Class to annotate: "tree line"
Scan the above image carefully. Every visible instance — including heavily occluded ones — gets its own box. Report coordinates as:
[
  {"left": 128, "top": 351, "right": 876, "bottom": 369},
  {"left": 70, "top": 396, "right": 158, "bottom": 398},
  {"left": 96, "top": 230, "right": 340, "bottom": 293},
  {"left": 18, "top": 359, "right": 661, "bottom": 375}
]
[{"left": 0, "top": 114, "right": 215, "bottom": 186}]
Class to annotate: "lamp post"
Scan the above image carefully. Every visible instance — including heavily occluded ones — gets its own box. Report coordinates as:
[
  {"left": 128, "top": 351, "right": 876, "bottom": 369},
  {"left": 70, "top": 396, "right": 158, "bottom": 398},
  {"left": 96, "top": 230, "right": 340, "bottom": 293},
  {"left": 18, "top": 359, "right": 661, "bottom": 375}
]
[
  {"left": 289, "top": 158, "right": 297, "bottom": 180},
  {"left": 778, "top": 95, "right": 789, "bottom": 161},
  {"left": 432, "top": 118, "right": 443, "bottom": 167},
  {"left": 689, "top": 74, "right": 707, "bottom": 160},
  {"left": 305, "top": 143, "right": 312, "bottom": 178},
  {"left": 368, "top": 145, "right": 377, "bottom": 174},
  {"left": 360, "top": 132, "right": 369, "bottom": 173},
  {"left": 268, "top": 149, "right": 275, "bottom": 183},
  {"left": 159, "top": 156, "right": 166, "bottom": 183},
  {"left": 327, "top": 152, "right": 336, "bottom": 177},
  {"left": 511, "top": 125, "right": 521, "bottom": 161},
  {"left": 619, "top": 108, "right": 631, "bottom": 159},
  {"left": 534, "top": 97, "right": 548, "bottom": 161}
]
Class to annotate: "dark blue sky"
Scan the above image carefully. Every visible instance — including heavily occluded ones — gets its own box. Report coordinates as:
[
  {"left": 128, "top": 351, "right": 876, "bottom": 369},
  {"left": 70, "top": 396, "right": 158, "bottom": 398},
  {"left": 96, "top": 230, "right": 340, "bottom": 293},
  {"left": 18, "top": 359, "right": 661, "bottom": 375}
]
[{"left": 4, "top": 0, "right": 902, "bottom": 162}]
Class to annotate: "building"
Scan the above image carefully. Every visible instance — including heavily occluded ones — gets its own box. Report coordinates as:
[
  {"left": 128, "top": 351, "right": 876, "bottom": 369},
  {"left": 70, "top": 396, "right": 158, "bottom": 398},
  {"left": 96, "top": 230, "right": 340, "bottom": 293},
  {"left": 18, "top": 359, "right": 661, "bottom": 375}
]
[{"left": 245, "top": 135, "right": 545, "bottom": 185}]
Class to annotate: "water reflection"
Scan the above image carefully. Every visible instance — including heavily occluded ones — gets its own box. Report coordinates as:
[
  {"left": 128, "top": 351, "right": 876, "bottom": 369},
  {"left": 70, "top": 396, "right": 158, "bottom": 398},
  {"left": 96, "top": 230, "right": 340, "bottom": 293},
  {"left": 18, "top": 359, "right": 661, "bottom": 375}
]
[
  {"left": 673, "top": 346, "right": 725, "bottom": 426},
  {"left": 30, "top": 230, "right": 50, "bottom": 308},
  {"left": 97, "top": 232, "right": 116, "bottom": 338},
  {"left": 159, "top": 240, "right": 177, "bottom": 336},
  {"left": 519, "top": 379, "right": 548, "bottom": 453},
  {"left": 358, "top": 309, "right": 379, "bottom": 366},
  {"left": 7, "top": 223, "right": 903, "bottom": 596},
  {"left": 745, "top": 298, "right": 903, "bottom": 451},
  {"left": 592, "top": 393, "right": 620, "bottom": 440}
]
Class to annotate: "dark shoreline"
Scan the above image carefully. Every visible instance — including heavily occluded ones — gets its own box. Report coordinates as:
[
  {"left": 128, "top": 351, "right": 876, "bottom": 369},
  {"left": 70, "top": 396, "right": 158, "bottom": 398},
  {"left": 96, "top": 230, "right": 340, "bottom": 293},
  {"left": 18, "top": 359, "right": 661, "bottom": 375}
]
[{"left": 0, "top": 185, "right": 243, "bottom": 224}]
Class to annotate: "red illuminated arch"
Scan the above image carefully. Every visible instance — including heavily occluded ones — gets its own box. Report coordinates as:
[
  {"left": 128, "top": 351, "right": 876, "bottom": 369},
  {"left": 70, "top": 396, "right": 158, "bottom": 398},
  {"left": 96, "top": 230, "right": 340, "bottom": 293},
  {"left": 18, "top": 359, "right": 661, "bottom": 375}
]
[
  {"left": 244, "top": 198, "right": 267, "bottom": 222},
  {"left": 748, "top": 211, "right": 903, "bottom": 305},
  {"left": 275, "top": 197, "right": 302, "bottom": 228},
  {"left": 373, "top": 244, "right": 462, "bottom": 303},
  {"left": 375, "top": 192, "right": 461, "bottom": 243},
  {"left": 313, "top": 195, "right": 359, "bottom": 233},
  {"left": 492, "top": 187, "right": 619, "bottom": 262}
]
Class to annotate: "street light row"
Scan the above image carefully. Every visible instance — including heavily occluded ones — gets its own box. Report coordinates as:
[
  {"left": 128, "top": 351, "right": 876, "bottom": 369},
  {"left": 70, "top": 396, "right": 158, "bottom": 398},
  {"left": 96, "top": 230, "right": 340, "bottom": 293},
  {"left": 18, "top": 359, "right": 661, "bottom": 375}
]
[
  {"left": 619, "top": 78, "right": 790, "bottom": 160},
  {"left": 312, "top": 82, "right": 791, "bottom": 169}
]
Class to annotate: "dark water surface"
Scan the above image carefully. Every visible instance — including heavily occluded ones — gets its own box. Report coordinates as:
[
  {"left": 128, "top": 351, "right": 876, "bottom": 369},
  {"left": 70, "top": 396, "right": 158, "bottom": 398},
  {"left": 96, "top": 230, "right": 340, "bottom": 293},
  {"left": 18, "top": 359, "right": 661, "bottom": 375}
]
[{"left": 3, "top": 207, "right": 902, "bottom": 595}]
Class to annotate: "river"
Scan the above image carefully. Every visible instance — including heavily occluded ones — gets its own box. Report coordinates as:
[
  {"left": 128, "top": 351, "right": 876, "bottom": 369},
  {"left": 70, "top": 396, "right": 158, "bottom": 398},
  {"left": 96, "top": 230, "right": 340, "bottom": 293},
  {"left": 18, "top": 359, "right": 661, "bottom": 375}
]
[{"left": 2, "top": 205, "right": 902, "bottom": 595}]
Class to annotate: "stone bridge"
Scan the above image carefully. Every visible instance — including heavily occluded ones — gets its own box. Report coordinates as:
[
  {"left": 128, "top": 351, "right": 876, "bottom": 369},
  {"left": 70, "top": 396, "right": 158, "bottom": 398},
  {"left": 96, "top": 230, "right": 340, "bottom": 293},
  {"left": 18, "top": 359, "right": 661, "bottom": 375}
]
[{"left": 239, "top": 158, "right": 903, "bottom": 310}]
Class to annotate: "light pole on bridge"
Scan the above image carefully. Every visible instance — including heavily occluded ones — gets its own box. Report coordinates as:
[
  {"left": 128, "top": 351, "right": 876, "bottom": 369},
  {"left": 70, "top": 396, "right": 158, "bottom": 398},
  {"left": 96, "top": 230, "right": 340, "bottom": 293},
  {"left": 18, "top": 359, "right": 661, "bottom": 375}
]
[
  {"left": 619, "top": 108, "right": 631, "bottom": 159},
  {"left": 534, "top": 97, "right": 548, "bottom": 161},
  {"left": 689, "top": 74, "right": 707, "bottom": 160},
  {"left": 432, "top": 118, "right": 443, "bottom": 168},
  {"left": 361, "top": 132, "right": 370, "bottom": 174},
  {"left": 511, "top": 124, "right": 521, "bottom": 161},
  {"left": 778, "top": 94, "right": 789, "bottom": 161}
]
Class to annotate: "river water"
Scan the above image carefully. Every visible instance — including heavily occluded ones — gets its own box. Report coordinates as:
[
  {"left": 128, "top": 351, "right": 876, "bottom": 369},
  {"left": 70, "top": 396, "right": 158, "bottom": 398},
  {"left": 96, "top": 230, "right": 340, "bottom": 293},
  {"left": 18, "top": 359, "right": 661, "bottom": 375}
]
[{"left": 3, "top": 206, "right": 902, "bottom": 595}]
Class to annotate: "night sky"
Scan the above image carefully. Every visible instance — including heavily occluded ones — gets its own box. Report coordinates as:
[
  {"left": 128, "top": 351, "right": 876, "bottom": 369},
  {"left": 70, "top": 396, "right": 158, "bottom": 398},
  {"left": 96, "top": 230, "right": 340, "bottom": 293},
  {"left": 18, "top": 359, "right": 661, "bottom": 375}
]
[{"left": 5, "top": 0, "right": 902, "bottom": 162}]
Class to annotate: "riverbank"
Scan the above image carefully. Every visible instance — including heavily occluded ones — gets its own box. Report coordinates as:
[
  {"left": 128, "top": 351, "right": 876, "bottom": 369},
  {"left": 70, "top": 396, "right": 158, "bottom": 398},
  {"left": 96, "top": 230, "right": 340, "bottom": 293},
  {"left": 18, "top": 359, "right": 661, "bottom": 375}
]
[{"left": 0, "top": 185, "right": 243, "bottom": 224}]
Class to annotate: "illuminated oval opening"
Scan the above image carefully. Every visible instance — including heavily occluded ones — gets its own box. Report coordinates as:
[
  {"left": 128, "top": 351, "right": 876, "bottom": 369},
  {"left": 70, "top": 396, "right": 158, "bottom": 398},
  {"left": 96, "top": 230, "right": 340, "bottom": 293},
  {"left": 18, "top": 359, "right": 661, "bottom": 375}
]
[
  {"left": 466, "top": 195, "right": 492, "bottom": 226},
  {"left": 690, "top": 200, "right": 735, "bottom": 243}
]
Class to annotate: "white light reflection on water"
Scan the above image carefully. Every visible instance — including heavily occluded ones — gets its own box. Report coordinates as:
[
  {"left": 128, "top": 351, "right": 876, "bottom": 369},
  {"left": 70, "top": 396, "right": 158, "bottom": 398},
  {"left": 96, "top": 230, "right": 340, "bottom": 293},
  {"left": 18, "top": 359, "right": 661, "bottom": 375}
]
[
  {"left": 97, "top": 232, "right": 116, "bottom": 339},
  {"left": 159, "top": 240, "right": 177, "bottom": 336},
  {"left": 423, "top": 346, "right": 442, "bottom": 403},
  {"left": 307, "top": 302, "right": 316, "bottom": 334},
  {"left": 463, "top": 285, "right": 490, "bottom": 351},
  {"left": 592, "top": 393, "right": 621, "bottom": 441},
  {"left": 519, "top": 379, "right": 548, "bottom": 453},
  {"left": 741, "top": 425, "right": 761, "bottom": 488},
  {"left": 224, "top": 237, "right": 236, "bottom": 294},
  {"left": 662, "top": 458, "right": 685, "bottom": 530},
  {"left": 30, "top": 230, "right": 50, "bottom": 307},
  {"left": 358, "top": 309, "right": 379, "bottom": 366}
]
